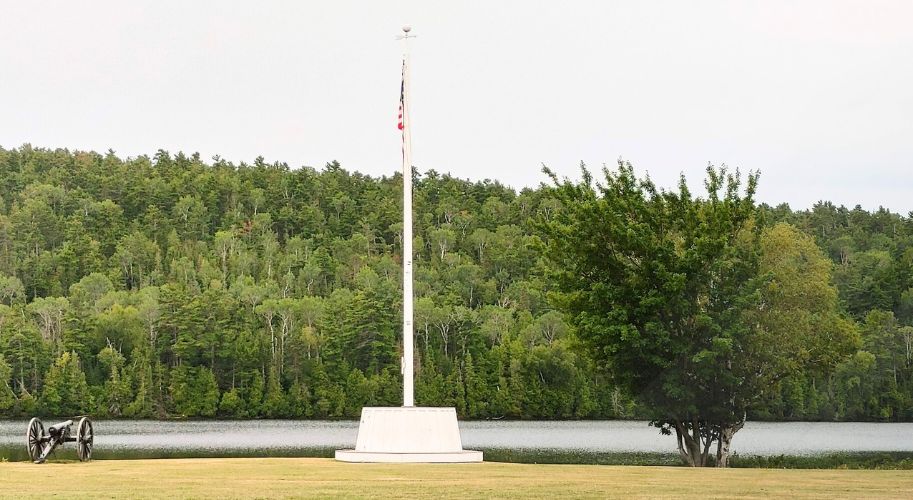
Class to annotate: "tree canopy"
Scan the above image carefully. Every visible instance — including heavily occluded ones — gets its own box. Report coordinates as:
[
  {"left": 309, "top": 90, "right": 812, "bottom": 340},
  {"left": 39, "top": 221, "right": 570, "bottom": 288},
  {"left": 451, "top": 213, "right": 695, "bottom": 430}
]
[{"left": 542, "top": 163, "right": 859, "bottom": 466}]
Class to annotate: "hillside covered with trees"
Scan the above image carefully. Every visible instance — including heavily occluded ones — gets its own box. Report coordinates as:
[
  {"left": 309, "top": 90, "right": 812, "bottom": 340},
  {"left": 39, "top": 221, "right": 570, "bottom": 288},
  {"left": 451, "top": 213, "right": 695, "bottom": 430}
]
[{"left": 0, "top": 145, "right": 910, "bottom": 421}]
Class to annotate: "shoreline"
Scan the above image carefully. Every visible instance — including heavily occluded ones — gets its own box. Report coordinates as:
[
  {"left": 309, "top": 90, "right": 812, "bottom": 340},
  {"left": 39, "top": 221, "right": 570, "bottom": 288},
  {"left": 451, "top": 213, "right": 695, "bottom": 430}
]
[{"left": 2, "top": 447, "right": 911, "bottom": 469}]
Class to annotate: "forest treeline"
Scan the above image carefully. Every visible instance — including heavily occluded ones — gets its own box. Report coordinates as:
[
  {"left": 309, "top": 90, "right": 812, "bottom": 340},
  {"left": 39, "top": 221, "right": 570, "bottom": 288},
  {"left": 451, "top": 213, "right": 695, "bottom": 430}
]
[{"left": 0, "top": 145, "right": 910, "bottom": 420}]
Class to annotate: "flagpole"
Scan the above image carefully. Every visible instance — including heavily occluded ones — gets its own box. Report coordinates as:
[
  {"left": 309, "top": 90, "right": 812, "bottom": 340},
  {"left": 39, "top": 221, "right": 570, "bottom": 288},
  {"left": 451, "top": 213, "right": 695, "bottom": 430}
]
[
  {"left": 335, "top": 26, "right": 480, "bottom": 461},
  {"left": 400, "top": 25, "right": 415, "bottom": 408}
]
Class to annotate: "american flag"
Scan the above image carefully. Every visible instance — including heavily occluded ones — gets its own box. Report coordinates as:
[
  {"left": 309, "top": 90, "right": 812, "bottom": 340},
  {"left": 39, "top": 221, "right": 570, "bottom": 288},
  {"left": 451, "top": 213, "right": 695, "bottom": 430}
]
[{"left": 398, "top": 60, "right": 405, "bottom": 131}]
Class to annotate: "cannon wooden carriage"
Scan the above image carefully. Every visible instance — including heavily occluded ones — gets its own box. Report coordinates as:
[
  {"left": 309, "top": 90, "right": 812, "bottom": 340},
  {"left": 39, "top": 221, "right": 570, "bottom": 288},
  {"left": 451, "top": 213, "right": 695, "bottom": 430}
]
[{"left": 26, "top": 416, "right": 94, "bottom": 464}]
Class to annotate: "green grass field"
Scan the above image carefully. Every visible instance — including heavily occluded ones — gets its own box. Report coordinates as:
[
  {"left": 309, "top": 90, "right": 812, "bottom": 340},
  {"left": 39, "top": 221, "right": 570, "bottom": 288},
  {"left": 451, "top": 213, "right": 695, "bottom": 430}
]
[{"left": 1, "top": 458, "right": 912, "bottom": 499}]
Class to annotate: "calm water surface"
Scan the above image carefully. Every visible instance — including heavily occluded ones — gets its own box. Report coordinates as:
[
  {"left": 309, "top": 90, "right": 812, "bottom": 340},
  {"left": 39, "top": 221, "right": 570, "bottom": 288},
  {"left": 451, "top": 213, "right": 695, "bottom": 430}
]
[{"left": 1, "top": 420, "right": 911, "bottom": 460}]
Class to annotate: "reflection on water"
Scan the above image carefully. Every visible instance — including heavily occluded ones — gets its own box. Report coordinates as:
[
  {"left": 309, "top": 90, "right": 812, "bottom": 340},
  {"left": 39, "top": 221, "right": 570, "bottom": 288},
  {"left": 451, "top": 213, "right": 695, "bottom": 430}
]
[{"left": 1, "top": 419, "right": 912, "bottom": 461}]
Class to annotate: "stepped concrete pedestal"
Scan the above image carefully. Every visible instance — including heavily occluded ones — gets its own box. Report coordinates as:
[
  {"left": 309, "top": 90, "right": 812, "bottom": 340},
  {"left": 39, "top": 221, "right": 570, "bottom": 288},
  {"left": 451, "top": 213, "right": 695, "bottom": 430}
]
[{"left": 335, "top": 407, "right": 482, "bottom": 463}]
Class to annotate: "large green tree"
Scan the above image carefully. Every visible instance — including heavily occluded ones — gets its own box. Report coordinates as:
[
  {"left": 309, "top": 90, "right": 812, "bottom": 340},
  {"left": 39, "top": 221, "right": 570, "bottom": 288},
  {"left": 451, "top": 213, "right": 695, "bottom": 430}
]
[{"left": 542, "top": 163, "right": 855, "bottom": 466}]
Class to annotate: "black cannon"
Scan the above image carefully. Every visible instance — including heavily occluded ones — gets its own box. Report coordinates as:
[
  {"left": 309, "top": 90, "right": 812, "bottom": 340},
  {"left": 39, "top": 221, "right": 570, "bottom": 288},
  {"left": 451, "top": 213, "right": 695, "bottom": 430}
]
[{"left": 26, "top": 416, "right": 94, "bottom": 464}]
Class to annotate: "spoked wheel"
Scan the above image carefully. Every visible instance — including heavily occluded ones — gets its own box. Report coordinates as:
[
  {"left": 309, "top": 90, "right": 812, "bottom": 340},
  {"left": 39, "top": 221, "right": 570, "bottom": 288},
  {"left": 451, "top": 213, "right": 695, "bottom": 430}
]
[
  {"left": 26, "top": 417, "right": 45, "bottom": 463},
  {"left": 76, "top": 417, "right": 94, "bottom": 461}
]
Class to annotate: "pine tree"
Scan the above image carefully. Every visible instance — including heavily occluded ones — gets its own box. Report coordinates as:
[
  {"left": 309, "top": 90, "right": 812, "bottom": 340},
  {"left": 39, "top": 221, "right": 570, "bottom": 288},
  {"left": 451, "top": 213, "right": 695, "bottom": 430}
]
[{"left": 41, "top": 351, "right": 90, "bottom": 415}]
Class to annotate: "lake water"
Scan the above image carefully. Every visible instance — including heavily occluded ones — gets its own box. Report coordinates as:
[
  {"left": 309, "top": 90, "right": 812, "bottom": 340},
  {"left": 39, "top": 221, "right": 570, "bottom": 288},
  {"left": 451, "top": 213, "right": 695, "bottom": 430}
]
[{"left": 2, "top": 419, "right": 912, "bottom": 461}]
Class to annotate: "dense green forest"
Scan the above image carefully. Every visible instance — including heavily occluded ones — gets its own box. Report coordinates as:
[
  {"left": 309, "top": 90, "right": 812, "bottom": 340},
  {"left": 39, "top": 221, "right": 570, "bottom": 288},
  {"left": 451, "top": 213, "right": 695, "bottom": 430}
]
[{"left": 0, "top": 145, "right": 910, "bottom": 421}]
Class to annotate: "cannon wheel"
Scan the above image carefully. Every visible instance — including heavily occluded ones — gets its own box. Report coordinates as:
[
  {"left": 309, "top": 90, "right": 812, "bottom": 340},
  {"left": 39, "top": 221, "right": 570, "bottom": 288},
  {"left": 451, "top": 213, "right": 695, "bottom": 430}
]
[
  {"left": 76, "top": 417, "right": 93, "bottom": 462},
  {"left": 26, "top": 417, "right": 45, "bottom": 463}
]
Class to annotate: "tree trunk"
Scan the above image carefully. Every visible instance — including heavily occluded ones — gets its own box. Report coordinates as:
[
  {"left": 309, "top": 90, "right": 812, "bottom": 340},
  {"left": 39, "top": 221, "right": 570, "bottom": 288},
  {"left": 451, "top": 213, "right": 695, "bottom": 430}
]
[
  {"left": 673, "top": 419, "right": 708, "bottom": 466},
  {"left": 671, "top": 417, "right": 743, "bottom": 467},
  {"left": 716, "top": 419, "right": 745, "bottom": 468}
]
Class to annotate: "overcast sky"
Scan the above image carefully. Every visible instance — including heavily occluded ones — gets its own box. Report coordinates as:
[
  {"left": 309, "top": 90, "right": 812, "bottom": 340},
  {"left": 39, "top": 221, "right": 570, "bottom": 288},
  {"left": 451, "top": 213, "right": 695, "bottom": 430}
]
[{"left": 1, "top": 1, "right": 911, "bottom": 212}]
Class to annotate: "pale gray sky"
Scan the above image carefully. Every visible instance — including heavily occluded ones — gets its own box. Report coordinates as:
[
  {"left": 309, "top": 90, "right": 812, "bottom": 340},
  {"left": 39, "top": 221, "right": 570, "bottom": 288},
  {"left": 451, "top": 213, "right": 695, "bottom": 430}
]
[{"left": 1, "top": 1, "right": 911, "bottom": 212}]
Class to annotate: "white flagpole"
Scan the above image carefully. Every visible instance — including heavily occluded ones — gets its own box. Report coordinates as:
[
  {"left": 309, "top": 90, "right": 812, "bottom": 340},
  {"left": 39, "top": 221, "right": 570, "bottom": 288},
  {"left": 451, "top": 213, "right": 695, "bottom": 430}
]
[
  {"left": 336, "top": 25, "right": 480, "bottom": 463},
  {"left": 400, "top": 25, "right": 415, "bottom": 408}
]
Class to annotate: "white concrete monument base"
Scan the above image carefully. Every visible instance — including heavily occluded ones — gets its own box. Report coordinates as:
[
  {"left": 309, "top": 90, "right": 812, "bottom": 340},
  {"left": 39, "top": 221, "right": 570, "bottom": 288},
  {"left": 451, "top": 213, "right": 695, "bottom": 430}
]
[{"left": 335, "top": 407, "right": 482, "bottom": 463}]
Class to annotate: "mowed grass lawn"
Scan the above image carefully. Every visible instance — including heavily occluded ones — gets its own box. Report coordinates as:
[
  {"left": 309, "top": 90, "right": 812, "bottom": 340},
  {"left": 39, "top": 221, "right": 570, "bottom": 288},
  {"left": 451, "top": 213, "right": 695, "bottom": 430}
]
[{"left": 1, "top": 458, "right": 912, "bottom": 499}]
